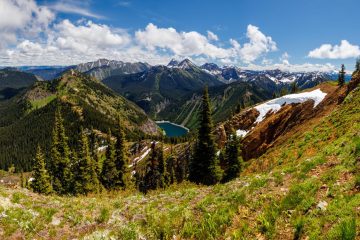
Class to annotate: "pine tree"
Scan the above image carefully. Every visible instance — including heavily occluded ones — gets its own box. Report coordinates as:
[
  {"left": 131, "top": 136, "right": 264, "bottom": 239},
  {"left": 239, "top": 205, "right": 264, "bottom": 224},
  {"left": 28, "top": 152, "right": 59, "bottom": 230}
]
[
  {"left": 31, "top": 145, "right": 52, "bottom": 194},
  {"left": 222, "top": 133, "right": 243, "bottom": 182},
  {"left": 115, "top": 117, "right": 130, "bottom": 189},
  {"left": 92, "top": 137, "right": 102, "bottom": 178},
  {"left": 50, "top": 108, "right": 72, "bottom": 194},
  {"left": 166, "top": 155, "right": 176, "bottom": 184},
  {"left": 74, "top": 128, "right": 99, "bottom": 195},
  {"left": 144, "top": 142, "right": 161, "bottom": 191},
  {"left": 157, "top": 144, "right": 168, "bottom": 188},
  {"left": 101, "top": 130, "right": 119, "bottom": 190},
  {"left": 19, "top": 171, "right": 25, "bottom": 188},
  {"left": 189, "top": 86, "right": 222, "bottom": 185},
  {"left": 338, "top": 64, "right": 346, "bottom": 86}
]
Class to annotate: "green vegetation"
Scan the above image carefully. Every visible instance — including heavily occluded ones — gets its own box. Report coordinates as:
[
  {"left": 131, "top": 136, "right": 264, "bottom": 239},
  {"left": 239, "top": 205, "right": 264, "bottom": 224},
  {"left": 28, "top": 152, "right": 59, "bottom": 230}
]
[
  {"left": 0, "top": 71, "right": 158, "bottom": 172},
  {"left": 222, "top": 131, "right": 243, "bottom": 182},
  {"left": 30, "top": 146, "right": 52, "bottom": 195},
  {"left": 338, "top": 64, "right": 346, "bottom": 86},
  {"left": 189, "top": 86, "right": 223, "bottom": 185}
]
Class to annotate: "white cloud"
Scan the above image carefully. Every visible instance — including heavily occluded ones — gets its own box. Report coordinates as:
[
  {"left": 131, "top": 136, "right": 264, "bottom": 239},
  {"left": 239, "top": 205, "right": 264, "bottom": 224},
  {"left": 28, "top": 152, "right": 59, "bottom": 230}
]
[
  {"left": 233, "top": 24, "right": 277, "bottom": 63},
  {"left": 135, "top": 23, "right": 230, "bottom": 59},
  {"left": 207, "top": 31, "right": 219, "bottom": 41},
  {"left": 53, "top": 20, "right": 130, "bottom": 52},
  {"left": 246, "top": 60, "right": 336, "bottom": 73},
  {"left": 0, "top": 0, "right": 54, "bottom": 47},
  {"left": 308, "top": 40, "right": 360, "bottom": 59},
  {"left": 48, "top": 0, "right": 104, "bottom": 19}
]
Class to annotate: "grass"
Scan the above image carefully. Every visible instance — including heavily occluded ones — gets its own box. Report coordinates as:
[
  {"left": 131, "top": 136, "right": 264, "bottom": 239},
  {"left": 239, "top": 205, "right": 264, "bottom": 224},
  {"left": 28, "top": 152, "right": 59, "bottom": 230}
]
[
  {"left": 30, "top": 94, "right": 56, "bottom": 110},
  {"left": 0, "top": 85, "right": 359, "bottom": 239}
]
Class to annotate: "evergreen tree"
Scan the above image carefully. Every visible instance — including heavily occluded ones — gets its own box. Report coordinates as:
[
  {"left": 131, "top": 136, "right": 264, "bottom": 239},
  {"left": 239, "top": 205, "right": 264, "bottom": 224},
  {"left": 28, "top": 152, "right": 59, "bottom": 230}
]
[
  {"left": 50, "top": 108, "right": 72, "bottom": 194},
  {"left": 166, "top": 155, "right": 176, "bottom": 184},
  {"left": 115, "top": 117, "right": 130, "bottom": 189},
  {"left": 144, "top": 142, "right": 161, "bottom": 191},
  {"left": 355, "top": 58, "right": 360, "bottom": 72},
  {"left": 92, "top": 137, "right": 102, "bottom": 178},
  {"left": 19, "top": 171, "right": 25, "bottom": 188},
  {"left": 189, "top": 86, "right": 223, "bottom": 185},
  {"left": 74, "top": 128, "right": 99, "bottom": 195},
  {"left": 157, "top": 144, "right": 168, "bottom": 188},
  {"left": 222, "top": 132, "right": 243, "bottom": 182},
  {"left": 338, "top": 64, "right": 346, "bottom": 86},
  {"left": 101, "top": 130, "right": 119, "bottom": 190},
  {"left": 31, "top": 145, "right": 52, "bottom": 194}
]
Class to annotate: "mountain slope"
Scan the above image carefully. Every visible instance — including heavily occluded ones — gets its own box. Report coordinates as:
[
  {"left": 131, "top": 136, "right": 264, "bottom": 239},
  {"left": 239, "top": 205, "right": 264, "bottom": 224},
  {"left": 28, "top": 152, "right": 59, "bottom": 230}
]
[
  {"left": 0, "top": 72, "right": 358, "bottom": 239},
  {"left": 0, "top": 68, "right": 39, "bottom": 100},
  {"left": 219, "top": 82, "right": 345, "bottom": 160},
  {"left": 0, "top": 70, "right": 159, "bottom": 171},
  {"left": 158, "top": 81, "right": 272, "bottom": 129},
  {"left": 102, "top": 59, "right": 223, "bottom": 117}
]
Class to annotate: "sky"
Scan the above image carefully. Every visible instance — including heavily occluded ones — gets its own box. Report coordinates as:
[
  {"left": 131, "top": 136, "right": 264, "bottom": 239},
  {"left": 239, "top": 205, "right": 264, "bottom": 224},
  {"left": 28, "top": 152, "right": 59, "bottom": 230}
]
[{"left": 0, "top": 0, "right": 359, "bottom": 72}]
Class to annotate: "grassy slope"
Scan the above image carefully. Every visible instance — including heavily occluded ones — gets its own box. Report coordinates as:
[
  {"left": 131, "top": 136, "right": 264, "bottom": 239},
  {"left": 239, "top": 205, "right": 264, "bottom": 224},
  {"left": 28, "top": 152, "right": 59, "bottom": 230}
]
[{"left": 0, "top": 86, "right": 359, "bottom": 239}]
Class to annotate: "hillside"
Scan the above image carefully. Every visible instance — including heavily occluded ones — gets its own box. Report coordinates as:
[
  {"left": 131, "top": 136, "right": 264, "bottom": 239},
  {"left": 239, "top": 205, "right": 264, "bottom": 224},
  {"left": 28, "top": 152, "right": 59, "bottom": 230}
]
[
  {"left": 0, "top": 68, "right": 39, "bottom": 100},
  {"left": 0, "top": 70, "right": 159, "bottom": 171},
  {"left": 158, "top": 81, "right": 272, "bottom": 129},
  {"left": 0, "top": 73, "right": 358, "bottom": 239},
  {"left": 218, "top": 82, "right": 345, "bottom": 160}
]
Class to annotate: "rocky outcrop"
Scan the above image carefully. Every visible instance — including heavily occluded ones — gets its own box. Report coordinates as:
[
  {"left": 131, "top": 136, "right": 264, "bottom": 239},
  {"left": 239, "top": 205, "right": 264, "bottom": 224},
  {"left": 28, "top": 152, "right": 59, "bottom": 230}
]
[{"left": 220, "top": 83, "right": 347, "bottom": 160}]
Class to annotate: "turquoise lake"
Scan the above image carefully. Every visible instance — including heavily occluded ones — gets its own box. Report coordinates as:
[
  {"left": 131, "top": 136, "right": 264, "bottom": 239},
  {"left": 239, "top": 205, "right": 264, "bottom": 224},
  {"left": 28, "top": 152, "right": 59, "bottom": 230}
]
[{"left": 157, "top": 122, "right": 189, "bottom": 137}]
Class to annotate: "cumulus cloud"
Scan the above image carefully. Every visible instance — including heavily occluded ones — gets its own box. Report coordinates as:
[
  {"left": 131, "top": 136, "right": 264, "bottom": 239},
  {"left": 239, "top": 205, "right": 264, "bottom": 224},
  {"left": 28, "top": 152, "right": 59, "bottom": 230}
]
[
  {"left": 207, "top": 31, "right": 219, "bottom": 41},
  {"left": 135, "top": 23, "right": 230, "bottom": 59},
  {"left": 53, "top": 20, "right": 130, "bottom": 52},
  {"left": 0, "top": 0, "right": 54, "bottom": 47},
  {"left": 308, "top": 40, "right": 360, "bottom": 59},
  {"left": 232, "top": 25, "right": 277, "bottom": 63}
]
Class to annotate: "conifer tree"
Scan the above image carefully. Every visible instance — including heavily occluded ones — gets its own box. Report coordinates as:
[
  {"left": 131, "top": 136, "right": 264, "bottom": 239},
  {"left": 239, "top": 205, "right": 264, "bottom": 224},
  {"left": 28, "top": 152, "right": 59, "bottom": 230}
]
[
  {"left": 115, "top": 117, "right": 130, "bottom": 189},
  {"left": 101, "top": 130, "right": 119, "bottom": 190},
  {"left": 19, "top": 171, "right": 25, "bottom": 188},
  {"left": 144, "top": 142, "right": 161, "bottom": 191},
  {"left": 74, "top": 128, "right": 99, "bottom": 195},
  {"left": 222, "top": 132, "right": 243, "bottom": 182},
  {"left": 166, "top": 155, "right": 176, "bottom": 184},
  {"left": 157, "top": 144, "right": 168, "bottom": 188},
  {"left": 338, "top": 64, "right": 346, "bottom": 86},
  {"left": 92, "top": 137, "right": 102, "bottom": 178},
  {"left": 50, "top": 108, "right": 72, "bottom": 194},
  {"left": 189, "top": 86, "right": 223, "bottom": 185},
  {"left": 31, "top": 145, "right": 52, "bottom": 194}
]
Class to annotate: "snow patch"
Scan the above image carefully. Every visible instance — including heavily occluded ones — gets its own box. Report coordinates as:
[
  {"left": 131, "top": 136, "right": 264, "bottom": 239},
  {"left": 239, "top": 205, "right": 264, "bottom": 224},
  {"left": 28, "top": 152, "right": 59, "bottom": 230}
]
[
  {"left": 254, "top": 89, "right": 327, "bottom": 124},
  {"left": 236, "top": 129, "right": 249, "bottom": 138}
]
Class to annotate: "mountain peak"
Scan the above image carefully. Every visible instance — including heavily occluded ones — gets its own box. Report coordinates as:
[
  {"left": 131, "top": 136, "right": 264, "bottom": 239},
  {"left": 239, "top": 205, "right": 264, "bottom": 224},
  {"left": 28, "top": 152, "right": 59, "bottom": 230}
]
[{"left": 177, "top": 58, "right": 196, "bottom": 69}]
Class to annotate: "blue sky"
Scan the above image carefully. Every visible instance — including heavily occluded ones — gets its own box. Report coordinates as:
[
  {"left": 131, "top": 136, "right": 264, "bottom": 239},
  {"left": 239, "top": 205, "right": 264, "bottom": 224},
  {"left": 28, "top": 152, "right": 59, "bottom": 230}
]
[{"left": 1, "top": 0, "right": 359, "bottom": 72}]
